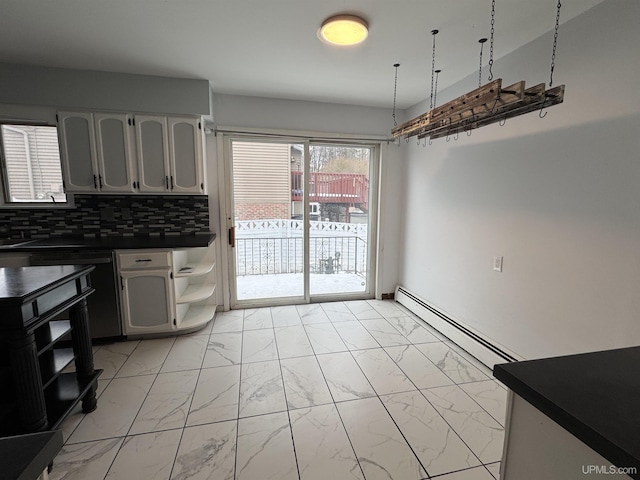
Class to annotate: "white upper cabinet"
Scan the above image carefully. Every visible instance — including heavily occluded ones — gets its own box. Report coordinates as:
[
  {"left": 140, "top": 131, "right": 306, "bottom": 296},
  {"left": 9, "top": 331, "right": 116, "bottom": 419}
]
[
  {"left": 135, "top": 115, "right": 171, "bottom": 193},
  {"left": 58, "top": 112, "right": 99, "bottom": 192},
  {"left": 59, "top": 111, "right": 135, "bottom": 193},
  {"left": 168, "top": 116, "right": 205, "bottom": 194},
  {"left": 59, "top": 110, "right": 206, "bottom": 195},
  {"left": 94, "top": 113, "right": 136, "bottom": 193},
  {"left": 135, "top": 115, "right": 205, "bottom": 194}
]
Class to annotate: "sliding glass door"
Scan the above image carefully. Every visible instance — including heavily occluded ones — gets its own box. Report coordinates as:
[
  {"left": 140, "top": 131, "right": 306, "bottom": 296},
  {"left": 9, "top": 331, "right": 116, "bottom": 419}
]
[
  {"left": 227, "top": 136, "right": 377, "bottom": 307},
  {"left": 308, "top": 143, "right": 372, "bottom": 296},
  {"left": 230, "top": 140, "right": 305, "bottom": 302}
]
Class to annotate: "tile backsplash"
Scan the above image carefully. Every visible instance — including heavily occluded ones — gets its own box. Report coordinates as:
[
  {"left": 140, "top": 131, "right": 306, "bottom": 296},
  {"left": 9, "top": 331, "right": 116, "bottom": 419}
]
[{"left": 0, "top": 195, "right": 210, "bottom": 239}]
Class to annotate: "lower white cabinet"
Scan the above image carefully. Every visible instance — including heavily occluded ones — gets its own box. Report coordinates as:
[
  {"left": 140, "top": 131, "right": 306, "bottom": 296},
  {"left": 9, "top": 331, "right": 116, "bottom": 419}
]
[
  {"left": 120, "top": 269, "right": 175, "bottom": 335},
  {"left": 116, "top": 242, "right": 216, "bottom": 337}
]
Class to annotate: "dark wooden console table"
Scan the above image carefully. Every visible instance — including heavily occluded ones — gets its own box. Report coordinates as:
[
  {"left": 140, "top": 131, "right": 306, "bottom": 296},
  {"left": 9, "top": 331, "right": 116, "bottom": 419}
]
[{"left": 0, "top": 265, "right": 102, "bottom": 436}]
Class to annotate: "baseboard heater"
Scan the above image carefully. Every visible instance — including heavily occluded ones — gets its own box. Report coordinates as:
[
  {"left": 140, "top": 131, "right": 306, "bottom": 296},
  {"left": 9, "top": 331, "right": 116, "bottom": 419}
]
[{"left": 395, "top": 286, "right": 521, "bottom": 369}]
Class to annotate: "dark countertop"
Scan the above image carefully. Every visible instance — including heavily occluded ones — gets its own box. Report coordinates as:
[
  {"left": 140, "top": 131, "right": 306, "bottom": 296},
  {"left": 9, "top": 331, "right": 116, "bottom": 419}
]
[
  {"left": 0, "top": 430, "right": 63, "bottom": 480},
  {"left": 494, "top": 346, "right": 640, "bottom": 479},
  {"left": 0, "top": 265, "right": 94, "bottom": 303},
  {"left": 0, "top": 233, "right": 215, "bottom": 252}
]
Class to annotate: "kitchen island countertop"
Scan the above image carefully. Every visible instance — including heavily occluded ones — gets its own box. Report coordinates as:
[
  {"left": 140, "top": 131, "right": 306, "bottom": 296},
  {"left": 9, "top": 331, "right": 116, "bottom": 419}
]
[{"left": 494, "top": 346, "right": 640, "bottom": 478}]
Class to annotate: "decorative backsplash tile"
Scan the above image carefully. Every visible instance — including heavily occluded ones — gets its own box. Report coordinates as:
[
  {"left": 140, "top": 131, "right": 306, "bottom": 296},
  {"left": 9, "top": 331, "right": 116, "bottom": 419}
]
[{"left": 0, "top": 195, "right": 210, "bottom": 239}]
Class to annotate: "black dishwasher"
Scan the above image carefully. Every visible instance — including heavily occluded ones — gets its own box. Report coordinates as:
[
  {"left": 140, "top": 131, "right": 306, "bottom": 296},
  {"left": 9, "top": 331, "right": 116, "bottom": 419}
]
[{"left": 30, "top": 251, "right": 123, "bottom": 339}]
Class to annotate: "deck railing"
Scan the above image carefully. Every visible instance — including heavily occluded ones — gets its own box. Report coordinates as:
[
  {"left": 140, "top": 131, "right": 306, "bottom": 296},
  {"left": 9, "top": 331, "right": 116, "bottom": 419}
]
[{"left": 235, "top": 235, "right": 367, "bottom": 276}]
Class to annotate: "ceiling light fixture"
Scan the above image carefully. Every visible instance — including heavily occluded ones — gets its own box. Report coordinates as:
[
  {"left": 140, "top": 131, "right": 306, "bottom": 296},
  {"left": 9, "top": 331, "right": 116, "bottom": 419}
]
[{"left": 319, "top": 15, "right": 368, "bottom": 46}]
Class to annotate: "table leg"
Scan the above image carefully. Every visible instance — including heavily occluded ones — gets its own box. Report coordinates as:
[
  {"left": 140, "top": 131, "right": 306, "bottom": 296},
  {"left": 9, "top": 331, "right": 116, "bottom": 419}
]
[
  {"left": 8, "top": 331, "right": 48, "bottom": 432},
  {"left": 69, "top": 298, "right": 97, "bottom": 413}
]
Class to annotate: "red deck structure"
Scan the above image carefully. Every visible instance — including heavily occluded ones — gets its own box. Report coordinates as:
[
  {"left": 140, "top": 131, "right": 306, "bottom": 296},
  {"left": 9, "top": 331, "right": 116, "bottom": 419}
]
[{"left": 291, "top": 171, "right": 369, "bottom": 211}]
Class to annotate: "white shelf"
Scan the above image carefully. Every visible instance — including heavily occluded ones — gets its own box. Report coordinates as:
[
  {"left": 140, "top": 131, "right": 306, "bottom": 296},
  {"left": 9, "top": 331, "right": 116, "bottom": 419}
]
[
  {"left": 177, "top": 304, "right": 217, "bottom": 330},
  {"left": 177, "top": 283, "right": 216, "bottom": 304},
  {"left": 175, "top": 261, "right": 215, "bottom": 278}
]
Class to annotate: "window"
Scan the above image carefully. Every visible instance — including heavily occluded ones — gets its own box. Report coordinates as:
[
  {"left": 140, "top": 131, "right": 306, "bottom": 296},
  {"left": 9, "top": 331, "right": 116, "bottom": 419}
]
[{"left": 0, "top": 124, "right": 67, "bottom": 204}]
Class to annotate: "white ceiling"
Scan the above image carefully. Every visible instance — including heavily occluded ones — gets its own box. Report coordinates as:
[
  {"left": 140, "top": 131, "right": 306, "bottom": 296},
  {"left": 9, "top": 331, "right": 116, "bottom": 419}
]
[{"left": 0, "top": 0, "right": 605, "bottom": 109}]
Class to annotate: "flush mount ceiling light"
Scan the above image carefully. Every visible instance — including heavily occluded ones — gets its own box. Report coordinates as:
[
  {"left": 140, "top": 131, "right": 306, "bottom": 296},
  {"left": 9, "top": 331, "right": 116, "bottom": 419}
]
[{"left": 319, "top": 15, "right": 368, "bottom": 46}]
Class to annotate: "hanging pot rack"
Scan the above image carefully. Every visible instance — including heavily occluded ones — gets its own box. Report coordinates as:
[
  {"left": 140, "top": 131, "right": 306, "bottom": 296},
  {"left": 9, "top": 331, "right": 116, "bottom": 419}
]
[
  {"left": 392, "top": 80, "right": 565, "bottom": 140},
  {"left": 391, "top": 0, "right": 565, "bottom": 142}
]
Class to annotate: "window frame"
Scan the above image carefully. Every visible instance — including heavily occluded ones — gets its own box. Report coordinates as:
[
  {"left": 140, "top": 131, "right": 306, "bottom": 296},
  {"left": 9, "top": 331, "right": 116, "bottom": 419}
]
[{"left": 0, "top": 121, "right": 73, "bottom": 208}]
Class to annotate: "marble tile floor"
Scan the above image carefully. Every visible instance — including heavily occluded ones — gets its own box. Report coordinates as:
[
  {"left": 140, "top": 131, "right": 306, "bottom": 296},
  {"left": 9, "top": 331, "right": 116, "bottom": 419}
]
[{"left": 52, "top": 300, "right": 507, "bottom": 480}]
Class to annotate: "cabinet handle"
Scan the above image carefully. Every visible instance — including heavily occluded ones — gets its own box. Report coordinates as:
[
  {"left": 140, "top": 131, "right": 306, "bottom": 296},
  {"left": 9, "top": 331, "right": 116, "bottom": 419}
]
[
  {"left": 128, "top": 118, "right": 131, "bottom": 126},
  {"left": 170, "top": 176, "right": 174, "bottom": 190},
  {"left": 120, "top": 276, "right": 124, "bottom": 290},
  {"left": 98, "top": 175, "right": 103, "bottom": 189},
  {"left": 165, "top": 176, "right": 169, "bottom": 190},
  {"left": 93, "top": 175, "right": 98, "bottom": 189},
  {"left": 135, "top": 259, "right": 152, "bottom": 262},
  {"left": 173, "top": 319, "right": 177, "bottom": 326}
]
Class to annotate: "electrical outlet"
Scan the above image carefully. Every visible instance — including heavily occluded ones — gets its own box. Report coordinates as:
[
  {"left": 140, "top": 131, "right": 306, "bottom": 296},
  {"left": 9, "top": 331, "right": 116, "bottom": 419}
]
[{"left": 493, "top": 256, "right": 503, "bottom": 272}]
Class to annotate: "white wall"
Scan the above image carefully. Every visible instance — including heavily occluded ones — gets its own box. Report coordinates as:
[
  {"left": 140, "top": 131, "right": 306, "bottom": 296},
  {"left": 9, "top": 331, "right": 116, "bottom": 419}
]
[
  {"left": 210, "top": 93, "right": 402, "bottom": 296},
  {"left": 398, "top": 0, "right": 640, "bottom": 359},
  {"left": 0, "top": 63, "right": 210, "bottom": 115}
]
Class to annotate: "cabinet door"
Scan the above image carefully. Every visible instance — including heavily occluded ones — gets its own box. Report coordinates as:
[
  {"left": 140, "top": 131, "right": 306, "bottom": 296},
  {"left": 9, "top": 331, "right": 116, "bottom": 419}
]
[
  {"left": 168, "top": 117, "right": 204, "bottom": 194},
  {"left": 120, "top": 269, "right": 175, "bottom": 334},
  {"left": 58, "top": 112, "right": 99, "bottom": 192},
  {"left": 135, "top": 115, "right": 170, "bottom": 193},
  {"left": 94, "top": 113, "right": 136, "bottom": 193}
]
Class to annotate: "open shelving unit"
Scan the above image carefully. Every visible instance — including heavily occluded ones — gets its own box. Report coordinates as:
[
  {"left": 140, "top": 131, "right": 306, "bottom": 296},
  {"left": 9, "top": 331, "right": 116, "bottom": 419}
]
[
  {"left": 0, "top": 265, "right": 102, "bottom": 438},
  {"left": 173, "top": 240, "right": 217, "bottom": 331}
]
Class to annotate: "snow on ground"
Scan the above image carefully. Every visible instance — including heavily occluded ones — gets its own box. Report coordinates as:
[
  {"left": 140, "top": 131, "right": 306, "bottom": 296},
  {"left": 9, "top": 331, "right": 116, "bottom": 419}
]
[{"left": 237, "top": 272, "right": 366, "bottom": 300}]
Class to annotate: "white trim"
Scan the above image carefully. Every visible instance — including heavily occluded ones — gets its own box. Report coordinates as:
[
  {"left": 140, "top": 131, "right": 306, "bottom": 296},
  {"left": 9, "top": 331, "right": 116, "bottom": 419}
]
[
  {"left": 303, "top": 141, "right": 310, "bottom": 302},
  {"left": 216, "top": 133, "right": 231, "bottom": 311},
  {"left": 395, "top": 285, "right": 523, "bottom": 368}
]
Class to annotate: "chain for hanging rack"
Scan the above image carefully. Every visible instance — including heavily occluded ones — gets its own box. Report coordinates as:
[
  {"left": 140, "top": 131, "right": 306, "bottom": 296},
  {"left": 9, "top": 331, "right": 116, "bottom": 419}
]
[
  {"left": 434, "top": 69, "right": 441, "bottom": 108},
  {"left": 429, "top": 29, "right": 439, "bottom": 109},
  {"left": 392, "top": 63, "right": 400, "bottom": 126},
  {"left": 549, "top": 0, "right": 561, "bottom": 87},
  {"left": 478, "top": 38, "right": 487, "bottom": 87},
  {"left": 488, "top": 0, "right": 495, "bottom": 81}
]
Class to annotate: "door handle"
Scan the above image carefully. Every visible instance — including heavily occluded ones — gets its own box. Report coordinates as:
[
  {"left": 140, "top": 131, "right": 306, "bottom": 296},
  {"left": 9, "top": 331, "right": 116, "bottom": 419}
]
[{"left": 228, "top": 227, "right": 235, "bottom": 248}]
